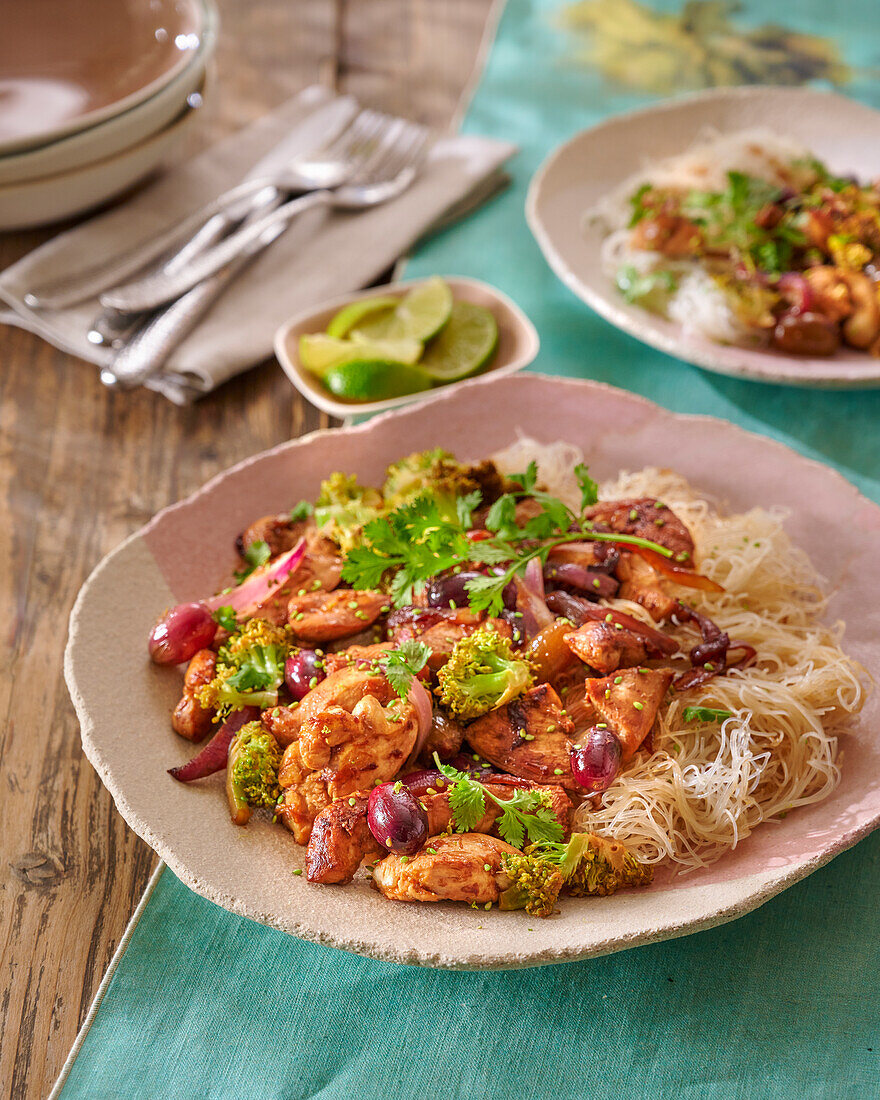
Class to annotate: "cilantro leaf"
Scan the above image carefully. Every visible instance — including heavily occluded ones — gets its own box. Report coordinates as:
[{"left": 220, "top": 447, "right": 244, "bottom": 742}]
[
  {"left": 289, "top": 500, "right": 313, "bottom": 523},
  {"left": 455, "top": 490, "right": 482, "bottom": 529},
  {"left": 438, "top": 763, "right": 488, "bottom": 832},
  {"left": 381, "top": 641, "right": 432, "bottom": 699},
  {"left": 574, "top": 462, "right": 599, "bottom": 510},
  {"left": 683, "top": 706, "right": 733, "bottom": 723},
  {"left": 211, "top": 605, "right": 238, "bottom": 633},
  {"left": 510, "top": 460, "right": 538, "bottom": 493},
  {"left": 233, "top": 539, "right": 270, "bottom": 583}
]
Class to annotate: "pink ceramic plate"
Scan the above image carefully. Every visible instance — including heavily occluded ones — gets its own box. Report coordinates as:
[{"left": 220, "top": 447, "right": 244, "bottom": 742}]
[
  {"left": 527, "top": 87, "right": 880, "bottom": 389},
  {"left": 65, "top": 375, "right": 880, "bottom": 969}
]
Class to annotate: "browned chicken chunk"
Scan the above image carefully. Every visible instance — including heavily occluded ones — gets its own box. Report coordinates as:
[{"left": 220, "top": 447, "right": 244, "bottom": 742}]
[
  {"left": 563, "top": 620, "right": 652, "bottom": 675},
  {"left": 388, "top": 607, "right": 511, "bottom": 671},
  {"left": 424, "top": 776, "right": 572, "bottom": 838},
  {"left": 583, "top": 498, "right": 695, "bottom": 560},
  {"left": 288, "top": 589, "right": 389, "bottom": 643},
  {"left": 584, "top": 667, "right": 674, "bottom": 761},
  {"left": 238, "top": 513, "right": 309, "bottom": 558},
  {"left": 306, "top": 792, "right": 383, "bottom": 884},
  {"left": 263, "top": 665, "right": 392, "bottom": 748},
  {"left": 277, "top": 691, "right": 418, "bottom": 844},
  {"left": 171, "top": 648, "right": 216, "bottom": 741},
  {"left": 373, "top": 833, "right": 520, "bottom": 905},
  {"left": 322, "top": 642, "right": 392, "bottom": 676},
  {"left": 615, "top": 552, "right": 676, "bottom": 622},
  {"left": 465, "top": 683, "right": 577, "bottom": 789}
]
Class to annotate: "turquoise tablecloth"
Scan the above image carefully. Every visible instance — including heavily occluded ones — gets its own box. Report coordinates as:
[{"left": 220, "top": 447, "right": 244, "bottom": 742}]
[{"left": 58, "top": 2, "right": 880, "bottom": 1096}]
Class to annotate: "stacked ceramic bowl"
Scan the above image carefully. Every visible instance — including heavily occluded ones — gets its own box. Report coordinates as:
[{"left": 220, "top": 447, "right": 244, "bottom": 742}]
[{"left": 0, "top": 0, "right": 217, "bottom": 230}]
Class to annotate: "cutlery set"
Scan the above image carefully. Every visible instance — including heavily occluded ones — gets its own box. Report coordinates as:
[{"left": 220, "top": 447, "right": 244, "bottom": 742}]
[{"left": 26, "top": 102, "right": 433, "bottom": 391}]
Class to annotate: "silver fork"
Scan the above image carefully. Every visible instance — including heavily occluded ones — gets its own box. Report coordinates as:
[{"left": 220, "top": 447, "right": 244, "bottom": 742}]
[
  {"left": 103, "top": 115, "right": 431, "bottom": 391},
  {"left": 101, "top": 117, "right": 432, "bottom": 314}
]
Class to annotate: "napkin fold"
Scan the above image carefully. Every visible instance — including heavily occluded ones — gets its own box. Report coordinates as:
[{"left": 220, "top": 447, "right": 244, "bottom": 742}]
[{"left": 0, "top": 85, "right": 515, "bottom": 404}]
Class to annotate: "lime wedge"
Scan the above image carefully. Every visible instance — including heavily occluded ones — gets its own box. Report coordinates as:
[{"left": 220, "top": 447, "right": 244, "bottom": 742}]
[
  {"left": 299, "top": 333, "right": 422, "bottom": 376},
  {"left": 322, "top": 359, "right": 432, "bottom": 402},
  {"left": 325, "top": 295, "right": 400, "bottom": 339},
  {"left": 418, "top": 301, "right": 499, "bottom": 383},
  {"left": 354, "top": 276, "right": 454, "bottom": 342}
]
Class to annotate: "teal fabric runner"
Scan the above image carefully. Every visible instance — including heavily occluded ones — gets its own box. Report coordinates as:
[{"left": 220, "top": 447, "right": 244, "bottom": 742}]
[{"left": 60, "top": 2, "right": 880, "bottom": 1096}]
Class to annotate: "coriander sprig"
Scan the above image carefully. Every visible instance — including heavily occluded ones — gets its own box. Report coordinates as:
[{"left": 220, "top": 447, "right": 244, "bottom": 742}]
[
  {"left": 433, "top": 755, "right": 564, "bottom": 848},
  {"left": 380, "top": 641, "right": 432, "bottom": 700}
]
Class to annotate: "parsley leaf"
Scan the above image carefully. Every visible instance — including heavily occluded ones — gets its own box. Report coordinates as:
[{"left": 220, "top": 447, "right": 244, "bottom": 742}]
[
  {"left": 435, "top": 756, "right": 564, "bottom": 846},
  {"left": 683, "top": 706, "right": 733, "bottom": 723},
  {"left": 211, "top": 605, "right": 238, "bottom": 633},
  {"left": 233, "top": 539, "right": 271, "bottom": 583},
  {"left": 289, "top": 500, "right": 313, "bottom": 523},
  {"left": 574, "top": 462, "right": 599, "bottom": 510},
  {"left": 381, "top": 641, "right": 432, "bottom": 699}
]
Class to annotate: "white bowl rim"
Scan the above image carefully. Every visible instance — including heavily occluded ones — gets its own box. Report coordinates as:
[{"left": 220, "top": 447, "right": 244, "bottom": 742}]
[{"left": 273, "top": 274, "right": 541, "bottom": 418}]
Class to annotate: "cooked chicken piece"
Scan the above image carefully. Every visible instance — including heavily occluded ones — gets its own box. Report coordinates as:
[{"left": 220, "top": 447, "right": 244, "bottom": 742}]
[
  {"left": 263, "top": 665, "right": 393, "bottom": 748},
  {"left": 388, "top": 607, "right": 512, "bottom": 670},
  {"left": 555, "top": 676, "right": 599, "bottom": 736},
  {"left": 171, "top": 648, "right": 216, "bottom": 741},
  {"left": 583, "top": 498, "right": 695, "bottom": 560},
  {"left": 322, "top": 642, "right": 392, "bottom": 676},
  {"left": 277, "top": 692, "right": 418, "bottom": 844},
  {"left": 840, "top": 271, "right": 880, "bottom": 349},
  {"left": 465, "top": 683, "right": 577, "bottom": 789},
  {"left": 630, "top": 214, "right": 702, "bottom": 258},
  {"left": 563, "top": 619, "right": 652, "bottom": 675},
  {"left": 584, "top": 667, "right": 674, "bottom": 761},
  {"left": 804, "top": 266, "right": 853, "bottom": 323},
  {"left": 246, "top": 529, "right": 345, "bottom": 626},
  {"left": 287, "top": 589, "right": 389, "bottom": 643},
  {"left": 615, "top": 552, "right": 676, "bottom": 622},
  {"left": 373, "top": 833, "right": 519, "bottom": 905},
  {"left": 306, "top": 792, "right": 383, "bottom": 884},
  {"left": 423, "top": 709, "right": 465, "bottom": 761},
  {"left": 237, "top": 513, "right": 310, "bottom": 557},
  {"left": 306, "top": 776, "right": 571, "bottom": 885}
]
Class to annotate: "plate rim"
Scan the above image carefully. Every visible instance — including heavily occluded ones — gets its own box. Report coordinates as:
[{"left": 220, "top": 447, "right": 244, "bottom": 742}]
[
  {"left": 525, "top": 85, "right": 880, "bottom": 390},
  {"left": 65, "top": 372, "right": 880, "bottom": 968}
]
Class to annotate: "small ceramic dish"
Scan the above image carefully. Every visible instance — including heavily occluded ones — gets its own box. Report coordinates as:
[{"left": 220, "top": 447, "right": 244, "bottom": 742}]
[
  {"left": 274, "top": 275, "right": 540, "bottom": 418},
  {"left": 0, "top": 0, "right": 215, "bottom": 155},
  {"left": 527, "top": 86, "right": 880, "bottom": 389},
  {"left": 0, "top": 80, "right": 205, "bottom": 230}
]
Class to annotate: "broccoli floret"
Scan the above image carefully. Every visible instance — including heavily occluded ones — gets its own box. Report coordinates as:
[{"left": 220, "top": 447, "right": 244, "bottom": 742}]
[
  {"left": 436, "top": 626, "right": 533, "bottom": 721},
  {"left": 530, "top": 832, "right": 653, "bottom": 897},
  {"left": 197, "top": 619, "right": 292, "bottom": 718},
  {"left": 314, "top": 471, "right": 385, "bottom": 553},
  {"left": 498, "top": 852, "right": 564, "bottom": 917},
  {"left": 382, "top": 449, "right": 480, "bottom": 511},
  {"left": 226, "top": 721, "right": 281, "bottom": 825}
]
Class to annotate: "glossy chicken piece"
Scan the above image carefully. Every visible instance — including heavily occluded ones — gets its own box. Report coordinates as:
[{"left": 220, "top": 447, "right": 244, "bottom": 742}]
[
  {"left": 564, "top": 620, "right": 652, "bottom": 675},
  {"left": 615, "top": 552, "right": 676, "bottom": 622},
  {"left": 306, "top": 792, "right": 383, "bottom": 884},
  {"left": 388, "top": 607, "right": 511, "bottom": 671},
  {"left": 263, "top": 665, "right": 392, "bottom": 747},
  {"left": 373, "top": 833, "right": 520, "bottom": 905},
  {"left": 306, "top": 777, "right": 571, "bottom": 886},
  {"left": 238, "top": 513, "right": 309, "bottom": 557},
  {"left": 287, "top": 589, "right": 389, "bottom": 643},
  {"left": 583, "top": 498, "right": 695, "bottom": 560},
  {"left": 171, "top": 648, "right": 216, "bottom": 741},
  {"left": 585, "top": 667, "right": 674, "bottom": 761},
  {"left": 322, "top": 642, "right": 392, "bottom": 677},
  {"left": 246, "top": 529, "right": 345, "bottom": 627},
  {"left": 465, "top": 683, "right": 578, "bottom": 789},
  {"left": 277, "top": 692, "right": 418, "bottom": 844}
]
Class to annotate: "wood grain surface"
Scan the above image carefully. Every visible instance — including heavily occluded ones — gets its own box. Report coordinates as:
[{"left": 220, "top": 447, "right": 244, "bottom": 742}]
[{"left": 0, "top": 2, "right": 493, "bottom": 1095}]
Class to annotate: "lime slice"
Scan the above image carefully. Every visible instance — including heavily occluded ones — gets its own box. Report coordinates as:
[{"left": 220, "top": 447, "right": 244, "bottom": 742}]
[
  {"left": 299, "top": 333, "right": 422, "bottom": 376},
  {"left": 418, "top": 301, "right": 499, "bottom": 382},
  {"left": 325, "top": 296, "right": 400, "bottom": 339},
  {"left": 354, "top": 276, "right": 454, "bottom": 342},
  {"left": 322, "top": 359, "right": 432, "bottom": 402}
]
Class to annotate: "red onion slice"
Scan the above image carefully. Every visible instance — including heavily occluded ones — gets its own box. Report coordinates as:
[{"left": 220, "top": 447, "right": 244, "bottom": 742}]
[
  {"left": 407, "top": 676, "right": 434, "bottom": 760},
  {"left": 203, "top": 538, "right": 306, "bottom": 618},
  {"left": 168, "top": 706, "right": 260, "bottom": 782}
]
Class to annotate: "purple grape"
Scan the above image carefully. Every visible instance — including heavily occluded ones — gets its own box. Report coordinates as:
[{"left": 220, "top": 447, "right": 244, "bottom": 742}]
[
  {"left": 570, "top": 727, "right": 622, "bottom": 793},
  {"left": 425, "top": 570, "right": 516, "bottom": 611},
  {"left": 367, "top": 782, "right": 429, "bottom": 855},
  {"left": 148, "top": 602, "right": 217, "bottom": 665},
  {"left": 284, "top": 649, "right": 325, "bottom": 700}
]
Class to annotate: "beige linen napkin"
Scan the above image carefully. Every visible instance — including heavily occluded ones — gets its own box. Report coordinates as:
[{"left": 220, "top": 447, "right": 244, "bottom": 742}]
[{"left": 0, "top": 85, "right": 515, "bottom": 404}]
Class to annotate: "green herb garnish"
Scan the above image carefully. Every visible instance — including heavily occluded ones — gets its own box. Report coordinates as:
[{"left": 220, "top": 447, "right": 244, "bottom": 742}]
[
  {"left": 234, "top": 539, "right": 271, "bottom": 583},
  {"left": 380, "top": 641, "right": 432, "bottom": 699},
  {"left": 211, "top": 605, "right": 238, "bottom": 633},
  {"left": 683, "top": 706, "right": 733, "bottom": 723}
]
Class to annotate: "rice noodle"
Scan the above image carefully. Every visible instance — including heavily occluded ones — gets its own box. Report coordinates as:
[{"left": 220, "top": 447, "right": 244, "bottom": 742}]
[{"left": 490, "top": 438, "right": 867, "bottom": 873}]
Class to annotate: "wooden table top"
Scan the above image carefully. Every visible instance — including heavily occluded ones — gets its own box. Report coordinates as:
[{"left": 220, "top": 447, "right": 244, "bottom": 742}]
[{"left": 0, "top": 2, "right": 493, "bottom": 1094}]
